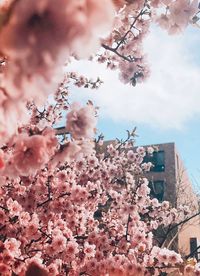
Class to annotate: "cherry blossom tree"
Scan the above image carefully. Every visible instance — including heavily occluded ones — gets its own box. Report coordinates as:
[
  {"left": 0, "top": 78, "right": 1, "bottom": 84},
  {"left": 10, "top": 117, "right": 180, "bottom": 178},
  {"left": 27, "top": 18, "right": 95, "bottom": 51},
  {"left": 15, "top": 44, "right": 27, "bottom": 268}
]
[{"left": 0, "top": 0, "right": 199, "bottom": 275}]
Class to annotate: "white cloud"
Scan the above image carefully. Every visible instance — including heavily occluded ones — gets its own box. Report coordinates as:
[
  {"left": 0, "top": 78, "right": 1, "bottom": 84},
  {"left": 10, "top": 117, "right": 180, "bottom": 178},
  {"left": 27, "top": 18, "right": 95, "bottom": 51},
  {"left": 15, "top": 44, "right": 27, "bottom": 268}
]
[{"left": 68, "top": 26, "right": 200, "bottom": 129}]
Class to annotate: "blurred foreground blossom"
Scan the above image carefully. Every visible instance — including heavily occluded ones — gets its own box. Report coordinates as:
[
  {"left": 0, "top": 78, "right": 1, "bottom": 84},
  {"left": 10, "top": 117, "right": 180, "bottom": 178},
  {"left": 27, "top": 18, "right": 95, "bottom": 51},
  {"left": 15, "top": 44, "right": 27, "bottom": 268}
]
[{"left": 0, "top": 0, "right": 115, "bottom": 98}]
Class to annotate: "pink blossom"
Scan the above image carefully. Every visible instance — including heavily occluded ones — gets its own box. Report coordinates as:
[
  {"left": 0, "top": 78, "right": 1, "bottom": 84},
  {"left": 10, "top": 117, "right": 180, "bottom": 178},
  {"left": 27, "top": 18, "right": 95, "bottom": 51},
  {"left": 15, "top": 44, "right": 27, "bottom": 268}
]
[
  {"left": 0, "top": 88, "right": 29, "bottom": 142},
  {"left": 42, "top": 127, "right": 58, "bottom": 156},
  {"left": 51, "top": 141, "right": 81, "bottom": 166},
  {"left": 147, "top": 146, "right": 154, "bottom": 155},
  {"left": 112, "top": 0, "right": 126, "bottom": 10},
  {"left": 127, "top": 150, "right": 136, "bottom": 161},
  {"left": 65, "top": 240, "right": 79, "bottom": 258},
  {"left": 119, "top": 62, "right": 138, "bottom": 84},
  {"left": 158, "top": 0, "right": 199, "bottom": 33},
  {"left": 161, "top": 201, "right": 170, "bottom": 209},
  {"left": 0, "top": 263, "right": 10, "bottom": 276},
  {"left": 136, "top": 146, "right": 146, "bottom": 156},
  {"left": 84, "top": 242, "right": 96, "bottom": 259},
  {"left": 0, "top": 1, "right": 194, "bottom": 275},
  {"left": 6, "top": 198, "right": 22, "bottom": 216},
  {"left": 169, "top": 0, "right": 198, "bottom": 29},
  {"left": 156, "top": 14, "right": 171, "bottom": 30},
  {"left": 4, "top": 238, "right": 21, "bottom": 258},
  {"left": 18, "top": 211, "right": 31, "bottom": 226},
  {"left": 0, "top": 0, "right": 115, "bottom": 94},
  {"left": 0, "top": 150, "right": 5, "bottom": 169},
  {"left": 12, "top": 134, "right": 50, "bottom": 176},
  {"left": 107, "top": 144, "right": 118, "bottom": 156},
  {"left": 48, "top": 262, "right": 60, "bottom": 276},
  {"left": 141, "top": 162, "right": 152, "bottom": 171},
  {"left": 184, "top": 265, "right": 194, "bottom": 274},
  {"left": 137, "top": 181, "right": 151, "bottom": 197},
  {"left": 52, "top": 234, "right": 67, "bottom": 253},
  {"left": 162, "top": 0, "right": 173, "bottom": 5},
  {"left": 25, "top": 224, "right": 37, "bottom": 238},
  {"left": 66, "top": 103, "right": 97, "bottom": 140}
]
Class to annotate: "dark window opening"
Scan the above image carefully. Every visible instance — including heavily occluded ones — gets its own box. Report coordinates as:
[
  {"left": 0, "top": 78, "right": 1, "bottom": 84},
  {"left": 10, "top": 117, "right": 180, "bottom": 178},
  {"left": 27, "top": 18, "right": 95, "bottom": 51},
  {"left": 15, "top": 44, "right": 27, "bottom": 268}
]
[
  {"left": 190, "top": 238, "right": 200, "bottom": 261},
  {"left": 149, "top": 180, "right": 165, "bottom": 202},
  {"left": 144, "top": 150, "right": 165, "bottom": 172}
]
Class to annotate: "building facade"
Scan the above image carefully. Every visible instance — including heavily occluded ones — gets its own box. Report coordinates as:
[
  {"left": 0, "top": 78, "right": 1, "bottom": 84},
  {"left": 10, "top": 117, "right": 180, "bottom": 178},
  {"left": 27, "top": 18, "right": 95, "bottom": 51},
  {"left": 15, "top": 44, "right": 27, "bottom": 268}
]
[
  {"left": 102, "top": 140, "right": 200, "bottom": 258},
  {"left": 142, "top": 142, "right": 200, "bottom": 258}
]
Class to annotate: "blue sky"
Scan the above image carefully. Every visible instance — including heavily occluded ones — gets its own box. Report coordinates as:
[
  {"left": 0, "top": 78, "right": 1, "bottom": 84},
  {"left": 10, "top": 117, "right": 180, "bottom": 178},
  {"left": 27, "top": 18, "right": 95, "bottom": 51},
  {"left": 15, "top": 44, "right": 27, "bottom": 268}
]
[{"left": 68, "top": 25, "right": 200, "bottom": 189}]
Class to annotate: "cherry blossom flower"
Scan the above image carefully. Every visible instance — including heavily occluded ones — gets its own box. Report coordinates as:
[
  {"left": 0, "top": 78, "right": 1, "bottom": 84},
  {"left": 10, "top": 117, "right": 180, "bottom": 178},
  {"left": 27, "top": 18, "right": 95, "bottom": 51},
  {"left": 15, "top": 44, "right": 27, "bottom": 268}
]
[
  {"left": 169, "top": 0, "right": 198, "bottom": 29},
  {"left": 51, "top": 141, "right": 81, "bottom": 166},
  {"left": 12, "top": 134, "right": 50, "bottom": 176},
  {"left": 65, "top": 240, "right": 79, "bottom": 258},
  {"left": 0, "top": 1, "right": 196, "bottom": 274},
  {"left": 4, "top": 238, "right": 21, "bottom": 258},
  {"left": 51, "top": 233, "right": 67, "bottom": 253},
  {"left": 112, "top": 0, "right": 126, "bottom": 10},
  {"left": 0, "top": 0, "right": 115, "bottom": 98},
  {"left": 66, "top": 103, "right": 97, "bottom": 140},
  {"left": 6, "top": 198, "right": 22, "bottom": 216},
  {"left": 84, "top": 242, "right": 96, "bottom": 259}
]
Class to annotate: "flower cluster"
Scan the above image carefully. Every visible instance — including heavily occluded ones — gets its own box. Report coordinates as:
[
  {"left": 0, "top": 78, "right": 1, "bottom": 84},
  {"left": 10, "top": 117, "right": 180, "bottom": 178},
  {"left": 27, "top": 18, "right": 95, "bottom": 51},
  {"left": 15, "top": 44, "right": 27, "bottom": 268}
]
[
  {"left": 0, "top": 0, "right": 115, "bottom": 90},
  {"left": 0, "top": 0, "right": 198, "bottom": 145},
  {"left": 0, "top": 0, "right": 199, "bottom": 275},
  {"left": 156, "top": 0, "right": 199, "bottom": 34},
  {"left": 0, "top": 107, "right": 196, "bottom": 275},
  {"left": 0, "top": 0, "right": 114, "bottom": 144},
  {"left": 99, "top": 0, "right": 199, "bottom": 84}
]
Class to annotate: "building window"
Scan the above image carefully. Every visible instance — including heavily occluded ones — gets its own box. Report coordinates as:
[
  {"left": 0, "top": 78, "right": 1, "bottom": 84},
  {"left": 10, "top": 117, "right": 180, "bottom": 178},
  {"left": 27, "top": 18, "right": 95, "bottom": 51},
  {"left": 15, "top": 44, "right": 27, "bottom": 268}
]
[
  {"left": 190, "top": 238, "right": 200, "bottom": 261},
  {"left": 149, "top": 180, "right": 165, "bottom": 202},
  {"left": 144, "top": 151, "right": 165, "bottom": 172}
]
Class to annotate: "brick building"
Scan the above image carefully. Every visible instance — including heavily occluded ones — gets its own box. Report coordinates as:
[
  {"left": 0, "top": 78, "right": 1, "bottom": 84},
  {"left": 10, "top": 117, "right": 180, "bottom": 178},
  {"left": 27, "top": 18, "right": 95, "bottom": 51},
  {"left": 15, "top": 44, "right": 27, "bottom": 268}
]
[
  {"left": 141, "top": 142, "right": 200, "bottom": 258},
  {"left": 102, "top": 141, "right": 200, "bottom": 258}
]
